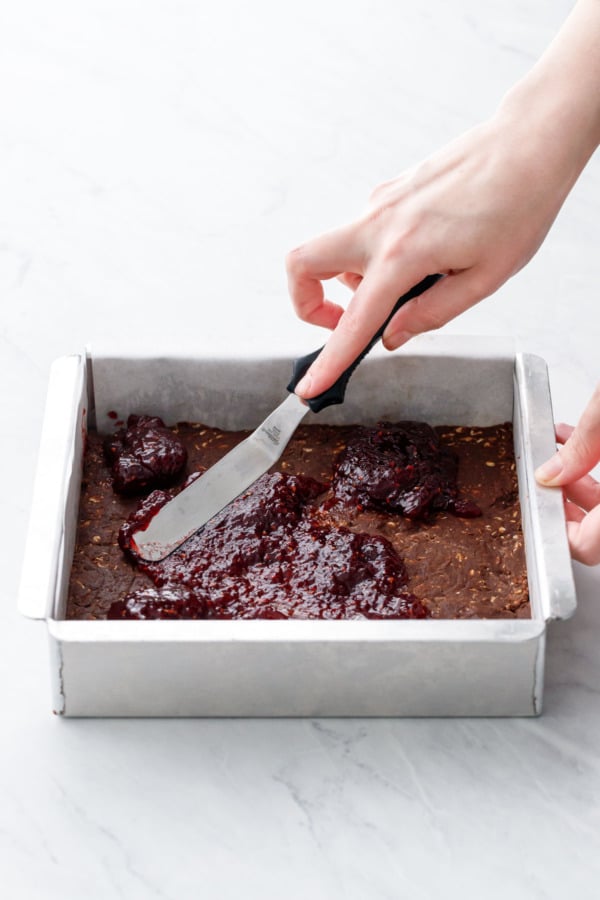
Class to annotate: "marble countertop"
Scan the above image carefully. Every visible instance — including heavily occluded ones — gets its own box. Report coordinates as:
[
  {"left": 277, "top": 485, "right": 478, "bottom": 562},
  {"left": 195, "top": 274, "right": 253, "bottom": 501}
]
[{"left": 2, "top": 0, "right": 599, "bottom": 896}]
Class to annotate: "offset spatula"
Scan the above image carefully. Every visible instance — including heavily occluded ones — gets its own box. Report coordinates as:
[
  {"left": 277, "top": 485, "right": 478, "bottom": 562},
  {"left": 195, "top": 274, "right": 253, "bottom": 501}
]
[{"left": 133, "top": 274, "right": 441, "bottom": 561}]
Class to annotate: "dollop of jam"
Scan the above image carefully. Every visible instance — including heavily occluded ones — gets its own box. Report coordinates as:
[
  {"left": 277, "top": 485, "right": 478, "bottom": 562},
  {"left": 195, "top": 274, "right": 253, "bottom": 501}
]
[
  {"left": 108, "top": 586, "right": 207, "bottom": 620},
  {"left": 104, "top": 415, "right": 187, "bottom": 495},
  {"left": 112, "top": 471, "right": 430, "bottom": 620},
  {"left": 331, "top": 421, "right": 482, "bottom": 519}
]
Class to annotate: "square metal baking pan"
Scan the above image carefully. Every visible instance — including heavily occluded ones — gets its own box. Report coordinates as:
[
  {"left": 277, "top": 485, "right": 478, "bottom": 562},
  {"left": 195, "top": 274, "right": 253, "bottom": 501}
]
[{"left": 18, "top": 338, "right": 576, "bottom": 716}]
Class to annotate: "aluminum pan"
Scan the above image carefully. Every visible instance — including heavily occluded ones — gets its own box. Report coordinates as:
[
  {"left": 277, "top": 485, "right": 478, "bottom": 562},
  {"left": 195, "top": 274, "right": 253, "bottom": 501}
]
[
  {"left": 47, "top": 616, "right": 546, "bottom": 717},
  {"left": 513, "top": 355, "right": 576, "bottom": 621},
  {"left": 18, "top": 341, "right": 576, "bottom": 715},
  {"left": 89, "top": 337, "right": 517, "bottom": 432},
  {"left": 18, "top": 356, "right": 84, "bottom": 621}
]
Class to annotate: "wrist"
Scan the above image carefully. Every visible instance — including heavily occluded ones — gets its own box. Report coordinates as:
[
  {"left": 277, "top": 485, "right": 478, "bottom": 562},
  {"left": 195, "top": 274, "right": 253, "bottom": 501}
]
[
  {"left": 495, "top": 69, "right": 599, "bottom": 200},
  {"left": 497, "top": 0, "right": 600, "bottom": 183}
]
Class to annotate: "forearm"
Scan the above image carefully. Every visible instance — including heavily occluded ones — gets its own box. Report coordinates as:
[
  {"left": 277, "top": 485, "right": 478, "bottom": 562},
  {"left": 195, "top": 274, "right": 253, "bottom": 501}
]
[{"left": 498, "top": 0, "right": 600, "bottom": 191}]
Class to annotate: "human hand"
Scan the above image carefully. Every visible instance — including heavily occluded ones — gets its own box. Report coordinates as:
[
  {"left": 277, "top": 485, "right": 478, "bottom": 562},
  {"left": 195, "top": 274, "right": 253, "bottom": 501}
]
[
  {"left": 535, "top": 387, "right": 600, "bottom": 565},
  {"left": 286, "top": 0, "right": 600, "bottom": 401},
  {"left": 286, "top": 112, "right": 566, "bottom": 398}
]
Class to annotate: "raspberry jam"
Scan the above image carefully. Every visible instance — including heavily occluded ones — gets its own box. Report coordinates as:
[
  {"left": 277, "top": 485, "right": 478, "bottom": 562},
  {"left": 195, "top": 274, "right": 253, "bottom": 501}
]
[
  {"left": 104, "top": 414, "right": 187, "bottom": 495},
  {"left": 331, "top": 421, "right": 482, "bottom": 519},
  {"left": 108, "top": 586, "right": 207, "bottom": 620},
  {"left": 111, "top": 471, "right": 430, "bottom": 620}
]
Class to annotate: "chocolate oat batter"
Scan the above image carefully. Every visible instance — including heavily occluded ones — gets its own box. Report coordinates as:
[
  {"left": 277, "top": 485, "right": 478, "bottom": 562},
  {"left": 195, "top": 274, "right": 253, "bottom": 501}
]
[{"left": 68, "top": 419, "right": 529, "bottom": 620}]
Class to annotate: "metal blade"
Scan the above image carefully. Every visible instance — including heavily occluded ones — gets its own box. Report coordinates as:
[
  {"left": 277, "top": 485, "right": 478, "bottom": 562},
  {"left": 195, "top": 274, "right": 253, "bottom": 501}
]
[{"left": 132, "top": 392, "right": 308, "bottom": 561}]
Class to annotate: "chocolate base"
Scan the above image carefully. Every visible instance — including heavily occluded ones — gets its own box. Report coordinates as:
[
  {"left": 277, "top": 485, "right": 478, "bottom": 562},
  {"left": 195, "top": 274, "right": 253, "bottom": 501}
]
[{"left": 67, "top": 421, "right": 529, "bottom": 620}]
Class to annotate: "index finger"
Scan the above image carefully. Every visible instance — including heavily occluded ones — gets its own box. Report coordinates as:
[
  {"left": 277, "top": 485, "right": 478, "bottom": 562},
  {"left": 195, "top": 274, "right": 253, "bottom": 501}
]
[
  {"left": 536, "top": 387, "right": 600, "bottom": 486},
  {"left": 294, "top": 259, "right": 426, "bottom": 399},
  {"left": 566, "top": 505, "right": 600, "bottom": 566},
  {"left": 286, "top": 224, "right": 364, "bottom": 330}
]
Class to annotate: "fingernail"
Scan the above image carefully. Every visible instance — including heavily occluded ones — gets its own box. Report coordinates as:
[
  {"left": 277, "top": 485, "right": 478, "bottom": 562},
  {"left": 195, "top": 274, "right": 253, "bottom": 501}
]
[
  {"left": 295, "top": 373, "right": 312, "bottom": 397},
  {"left": 535, "top": 453, "right": 564, "bottom": 486},
  {"left": 383, "top": 330, "right": 412, "bottom": 351}
]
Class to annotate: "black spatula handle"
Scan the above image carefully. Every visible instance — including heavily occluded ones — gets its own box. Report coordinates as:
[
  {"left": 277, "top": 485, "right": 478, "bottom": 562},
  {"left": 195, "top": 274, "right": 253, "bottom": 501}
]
[{"left": 287, "top": 273, "right": 442, "bottom": 413}]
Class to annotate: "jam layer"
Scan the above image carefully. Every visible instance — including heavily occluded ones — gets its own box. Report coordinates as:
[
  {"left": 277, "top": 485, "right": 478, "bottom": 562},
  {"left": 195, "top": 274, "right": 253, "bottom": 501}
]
[{"left": 112, "top": 471, "right": 429, "bottom": 620}]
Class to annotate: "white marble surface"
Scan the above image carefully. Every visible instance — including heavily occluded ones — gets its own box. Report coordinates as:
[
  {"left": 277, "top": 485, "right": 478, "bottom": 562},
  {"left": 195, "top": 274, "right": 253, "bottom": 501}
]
[{"left": 2, "top": 0, "right": 600, "bottom": 896}]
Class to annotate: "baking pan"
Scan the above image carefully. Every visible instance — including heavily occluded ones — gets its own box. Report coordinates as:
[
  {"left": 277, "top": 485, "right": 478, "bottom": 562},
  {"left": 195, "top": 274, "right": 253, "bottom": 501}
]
[{"left": 18, "top": 338, "right": 576, "bottom": 716}]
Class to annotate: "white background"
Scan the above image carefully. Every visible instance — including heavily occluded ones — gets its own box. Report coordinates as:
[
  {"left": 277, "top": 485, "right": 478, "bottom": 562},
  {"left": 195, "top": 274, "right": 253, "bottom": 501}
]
[{"left": 2, "top": 1, "right": 599, "bottom": 897}]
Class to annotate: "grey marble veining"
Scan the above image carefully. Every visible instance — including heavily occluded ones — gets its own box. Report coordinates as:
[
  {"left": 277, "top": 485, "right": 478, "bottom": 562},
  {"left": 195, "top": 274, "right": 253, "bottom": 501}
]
[{"left": 2, "top": 0, "right": 599, "bottom": 897}]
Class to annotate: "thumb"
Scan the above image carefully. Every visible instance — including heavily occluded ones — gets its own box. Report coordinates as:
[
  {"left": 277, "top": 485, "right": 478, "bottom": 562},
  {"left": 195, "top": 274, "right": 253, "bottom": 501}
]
[{"left": 536, "top": 385, "right": 600, "bottom": 486}]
